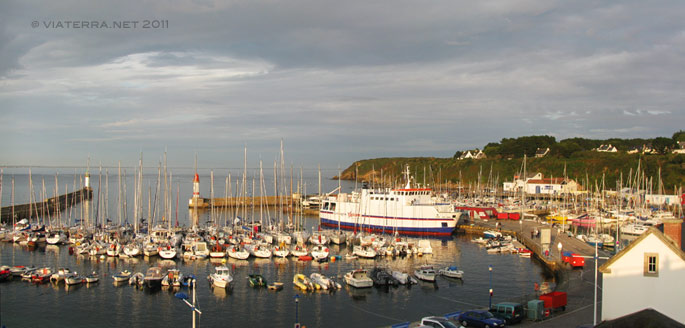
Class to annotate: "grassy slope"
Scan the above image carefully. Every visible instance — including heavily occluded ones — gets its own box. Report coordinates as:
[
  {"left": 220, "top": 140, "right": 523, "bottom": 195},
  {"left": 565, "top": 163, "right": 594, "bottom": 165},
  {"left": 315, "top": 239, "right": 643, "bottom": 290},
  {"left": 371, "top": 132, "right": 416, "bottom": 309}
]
[{"left": 339, "top": 152, "right": 685, "bottom": 191}]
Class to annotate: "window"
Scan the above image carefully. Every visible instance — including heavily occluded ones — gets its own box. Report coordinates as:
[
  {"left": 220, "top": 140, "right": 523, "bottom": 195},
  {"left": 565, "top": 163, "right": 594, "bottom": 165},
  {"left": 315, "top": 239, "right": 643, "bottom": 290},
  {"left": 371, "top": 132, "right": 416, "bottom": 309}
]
[{"left": 644, "top": 253, "right": 658, "bottom": 277}]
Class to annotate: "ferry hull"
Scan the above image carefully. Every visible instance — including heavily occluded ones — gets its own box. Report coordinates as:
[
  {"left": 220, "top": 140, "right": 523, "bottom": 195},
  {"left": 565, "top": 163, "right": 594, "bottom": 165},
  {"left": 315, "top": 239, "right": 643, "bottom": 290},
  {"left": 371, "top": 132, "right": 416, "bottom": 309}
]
[{"left": 320, "top": 218, "right": 455, "bottom": 236}]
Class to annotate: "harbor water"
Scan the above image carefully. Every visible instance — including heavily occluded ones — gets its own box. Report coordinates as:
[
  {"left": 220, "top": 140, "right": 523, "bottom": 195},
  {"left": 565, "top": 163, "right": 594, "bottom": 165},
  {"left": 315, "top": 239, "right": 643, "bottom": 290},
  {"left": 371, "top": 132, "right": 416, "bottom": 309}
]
[{"left": 0, "top": 168, "right": 552, "bottom": 327}]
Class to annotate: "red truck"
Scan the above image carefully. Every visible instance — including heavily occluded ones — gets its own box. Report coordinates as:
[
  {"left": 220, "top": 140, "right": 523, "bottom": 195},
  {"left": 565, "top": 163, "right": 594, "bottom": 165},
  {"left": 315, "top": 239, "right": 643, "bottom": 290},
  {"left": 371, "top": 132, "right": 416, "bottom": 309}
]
[
  {"left": 562, "top": 251, "right": 585, "bottom": 268},
  {"left": 540, "top": 291, "right": 567, "bottom": 312}
]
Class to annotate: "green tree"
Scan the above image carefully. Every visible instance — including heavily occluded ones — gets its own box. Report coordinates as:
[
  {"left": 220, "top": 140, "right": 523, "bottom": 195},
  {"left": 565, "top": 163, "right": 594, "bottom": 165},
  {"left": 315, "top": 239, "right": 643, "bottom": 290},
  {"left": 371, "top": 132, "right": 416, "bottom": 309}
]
[
  {"left": 673, "top": 130, "right": 685, "bottom": 142},
  {"left": 652, "top": 137, "right": 677, "bottom": 154}
]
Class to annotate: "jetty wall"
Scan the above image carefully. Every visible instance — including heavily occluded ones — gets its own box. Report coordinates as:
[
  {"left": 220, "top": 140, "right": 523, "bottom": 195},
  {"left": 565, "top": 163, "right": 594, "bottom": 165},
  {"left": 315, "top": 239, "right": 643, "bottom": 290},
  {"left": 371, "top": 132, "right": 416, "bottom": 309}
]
[{"left": 0, "top": 188, "right": 93, "bottom": 222}]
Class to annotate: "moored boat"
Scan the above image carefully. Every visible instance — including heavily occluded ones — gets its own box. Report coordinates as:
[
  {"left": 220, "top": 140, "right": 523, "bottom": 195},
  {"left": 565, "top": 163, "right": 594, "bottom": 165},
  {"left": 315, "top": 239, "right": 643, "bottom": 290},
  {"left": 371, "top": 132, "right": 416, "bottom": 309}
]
[
  {"left": 344, "top": 269, "right": 373, "bottom": 288},
  {"left": 208, "top": 266, "right": 232, "bottom": 289},
  {"left": 414, "top": 265, "right": 436, "bottom": 282},
  {"left": 438, "top": 266, "right": 464, "bottom": 279}
]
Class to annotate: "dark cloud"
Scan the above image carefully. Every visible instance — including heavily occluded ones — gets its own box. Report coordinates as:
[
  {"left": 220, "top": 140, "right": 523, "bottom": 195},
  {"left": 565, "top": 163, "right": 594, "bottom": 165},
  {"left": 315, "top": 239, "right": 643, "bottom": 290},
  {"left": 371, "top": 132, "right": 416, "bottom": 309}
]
[{"left": 2, "top": 0, "right": 685, "bottom": 168}]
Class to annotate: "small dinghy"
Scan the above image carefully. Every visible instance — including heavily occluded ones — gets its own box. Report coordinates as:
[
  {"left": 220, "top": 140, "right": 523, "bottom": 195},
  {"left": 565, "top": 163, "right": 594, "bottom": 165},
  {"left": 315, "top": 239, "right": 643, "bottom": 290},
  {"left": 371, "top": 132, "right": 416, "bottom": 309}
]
[
  {"left": 293, "top": 274, "right": 315, "bottom": 291},
  {"left": 112, "top": 270, "right": 132, "bottom": 283},
  {"left": 85, "top": 272, "right": 99, "bottom": 283},
  {"left": 267, "top": 282, "right": 284, "bottom": 291},
  {"left": 65, "top": 273, "right": 84, "bottom": 286},
  {"left": 248, "top": 274, "right": 266, "bottom": 287}
]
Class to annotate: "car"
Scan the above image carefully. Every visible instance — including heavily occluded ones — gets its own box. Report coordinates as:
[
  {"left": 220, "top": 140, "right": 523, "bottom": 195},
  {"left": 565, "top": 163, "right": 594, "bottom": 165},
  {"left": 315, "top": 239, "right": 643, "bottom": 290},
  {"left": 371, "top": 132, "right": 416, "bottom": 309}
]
[
  {"left": 457, "top": 310, "right": 506, "bottom": 328},
  {"left": 490, "top": 302, "right": 524, "bottom": 324},
  {"left": 420, "top": 316, "right": 459, "bottom": 328}
]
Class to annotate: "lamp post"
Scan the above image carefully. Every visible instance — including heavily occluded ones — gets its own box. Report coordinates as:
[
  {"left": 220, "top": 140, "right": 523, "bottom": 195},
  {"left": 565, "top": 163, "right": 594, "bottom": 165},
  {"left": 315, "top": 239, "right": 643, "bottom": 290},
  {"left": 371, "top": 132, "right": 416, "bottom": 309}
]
[
  {"left": 488, "top": 265, "right": 493, "bottom": 309},
  {"left": 175, "top": 278, "right": 202, "bottom": 328},
  {"left": 557, "top": 242, "right": 563, "bottom": 261}
]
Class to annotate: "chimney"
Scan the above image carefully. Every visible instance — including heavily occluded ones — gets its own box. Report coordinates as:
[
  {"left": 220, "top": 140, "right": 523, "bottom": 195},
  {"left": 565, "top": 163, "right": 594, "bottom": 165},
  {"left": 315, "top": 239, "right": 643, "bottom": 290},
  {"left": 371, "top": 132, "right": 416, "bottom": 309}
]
[{"left": 662, "top": 219, "right": 683, "bottom": 250}]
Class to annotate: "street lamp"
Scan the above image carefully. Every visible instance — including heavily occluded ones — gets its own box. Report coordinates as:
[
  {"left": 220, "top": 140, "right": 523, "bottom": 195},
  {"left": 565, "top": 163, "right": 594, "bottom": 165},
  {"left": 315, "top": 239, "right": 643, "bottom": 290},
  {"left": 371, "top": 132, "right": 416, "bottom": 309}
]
[
  {"left": 557, "top": 242, "right": 563, "bottom": 260},
  {"left": 175, "top": 278, "right": 202, "bottom": 328},
  {"left": 488, "top": 265, "right": 493, "bottom": 309}
]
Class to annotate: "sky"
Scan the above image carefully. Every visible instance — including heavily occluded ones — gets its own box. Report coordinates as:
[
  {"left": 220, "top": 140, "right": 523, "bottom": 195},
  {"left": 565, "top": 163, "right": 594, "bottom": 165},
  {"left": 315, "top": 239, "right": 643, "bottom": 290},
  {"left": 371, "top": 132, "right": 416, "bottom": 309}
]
[{"left": 1, "top": 0, "right": 684, "bottom": 170}]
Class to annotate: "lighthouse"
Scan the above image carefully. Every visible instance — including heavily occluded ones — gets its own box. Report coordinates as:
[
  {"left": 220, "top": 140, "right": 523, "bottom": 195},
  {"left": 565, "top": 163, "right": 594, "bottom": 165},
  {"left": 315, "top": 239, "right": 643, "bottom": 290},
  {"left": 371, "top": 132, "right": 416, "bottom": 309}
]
[
  {"left": 193, "top": 173, "right": 200, "bottom": 199},
  {"left": 84, "top": 173, "right": 91, "bottom": 189}
]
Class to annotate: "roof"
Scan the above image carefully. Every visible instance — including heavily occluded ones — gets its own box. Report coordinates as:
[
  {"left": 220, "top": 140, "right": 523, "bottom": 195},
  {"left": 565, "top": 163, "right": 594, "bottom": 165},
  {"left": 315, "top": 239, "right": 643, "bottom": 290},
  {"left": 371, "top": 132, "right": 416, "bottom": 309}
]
[
  {"left": 535, "top": 148, "right": 549, "bottom": 154},
  {"left": 526, "top": 178, "right": 568, "bottom": 185},
  {"left": 595, "top": 308, "right": 685, "bottom": 328},
  {"left": 599, "top": 227, "right": 685, "bottom": 274}
]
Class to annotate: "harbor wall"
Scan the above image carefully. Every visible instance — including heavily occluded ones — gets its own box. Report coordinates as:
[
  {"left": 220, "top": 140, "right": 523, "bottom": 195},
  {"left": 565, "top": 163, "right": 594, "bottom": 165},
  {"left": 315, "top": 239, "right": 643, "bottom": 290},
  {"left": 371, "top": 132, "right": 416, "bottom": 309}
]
[{"left": 0, "top": 188, "right": 93, "bottom": 223}]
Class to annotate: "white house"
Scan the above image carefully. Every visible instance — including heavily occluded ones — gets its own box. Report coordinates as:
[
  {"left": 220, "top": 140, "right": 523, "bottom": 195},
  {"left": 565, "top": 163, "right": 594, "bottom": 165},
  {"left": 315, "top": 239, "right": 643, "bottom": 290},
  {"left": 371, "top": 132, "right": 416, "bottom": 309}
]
[
  {"left": 596, "top": 144, "right": 618, "bottom": 152},
  {"left": 459, "top": 149, "right": 486, "bottom": 160},
  {"left": 524, "top": 177, "right": 579, "bottom": 194},
  {"left": 673, "top": 141, "right": 685, "bottom": 154},
  {"left": 535, "top": 147, "right": 550, "bottom": 158},
  {"left": 503, "top": 173, "right": 578, "bottom": 194},
  {"left": 599, "top": 222, "right": 685, "bottom": 323}
]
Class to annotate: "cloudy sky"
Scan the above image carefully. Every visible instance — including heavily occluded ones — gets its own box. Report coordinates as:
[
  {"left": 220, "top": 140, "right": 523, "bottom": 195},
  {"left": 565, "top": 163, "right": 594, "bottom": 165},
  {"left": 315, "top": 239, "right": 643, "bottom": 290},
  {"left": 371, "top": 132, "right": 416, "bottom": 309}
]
[{"left": 1, "top": 0, "right": 684, "bottom": 169}]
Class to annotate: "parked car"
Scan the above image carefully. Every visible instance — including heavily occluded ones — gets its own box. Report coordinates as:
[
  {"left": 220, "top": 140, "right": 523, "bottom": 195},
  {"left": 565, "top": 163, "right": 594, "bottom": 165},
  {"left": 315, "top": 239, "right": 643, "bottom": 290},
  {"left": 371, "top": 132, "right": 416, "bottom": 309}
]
[
  {"left": 457, "top": 310, "right": 505, "bottom": 328},
  {"left": 420, "top": 316, "right": 459, "bottom": 328},
  {"left": 490, "top": 302, "right": 524, "bottom": 324}
]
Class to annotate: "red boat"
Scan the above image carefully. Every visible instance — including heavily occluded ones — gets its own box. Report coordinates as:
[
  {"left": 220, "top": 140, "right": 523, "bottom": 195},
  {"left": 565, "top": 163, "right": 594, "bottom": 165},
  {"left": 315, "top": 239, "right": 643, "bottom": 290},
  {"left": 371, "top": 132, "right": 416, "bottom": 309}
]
[{"left": 31, "top": 267, "right": 53, "bottom": 284}]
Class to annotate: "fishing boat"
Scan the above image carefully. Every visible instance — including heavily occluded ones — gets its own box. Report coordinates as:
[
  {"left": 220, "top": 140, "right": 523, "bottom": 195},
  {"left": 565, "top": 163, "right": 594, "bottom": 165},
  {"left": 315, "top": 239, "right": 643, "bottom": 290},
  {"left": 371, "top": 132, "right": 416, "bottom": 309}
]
[
  {"left": 112, "top": 270, "right": 132, "bottom": 283},
  {"left": 293, "top": 273, "right": 315, "bottom": 291},
  {"left": 344, "top": 269, "right": 373, "bottom": 288},
  {"left": 208, "top": 266, "right": 232, "bottom": 289},
  {"left": 414, "top": 265, "right": 437, "bottom": 282},
  {"left": 248, "top": 274, "right": 266, "bottom": 287},
  {"left": 143, "top": 267, "right": 164, "bottom": 288},
  {"left": 438, "top": 266, "right": 464, "bottom": 279},
  {"left": 320, "top": 166, "right": 461, "bottom": 236}
]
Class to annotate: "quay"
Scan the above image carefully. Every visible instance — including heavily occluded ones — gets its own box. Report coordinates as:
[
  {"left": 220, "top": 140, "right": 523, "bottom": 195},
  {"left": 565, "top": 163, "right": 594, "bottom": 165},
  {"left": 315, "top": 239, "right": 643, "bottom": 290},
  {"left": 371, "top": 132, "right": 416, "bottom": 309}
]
[
  {"left": 395, "top": 218, "right": 612, "bottom": 327},
  {"left": 188, "top": 195, "right": 290, "bottom": 208},
  {"left": 0, "top": 187, "right": 93, "bottom": 223}
]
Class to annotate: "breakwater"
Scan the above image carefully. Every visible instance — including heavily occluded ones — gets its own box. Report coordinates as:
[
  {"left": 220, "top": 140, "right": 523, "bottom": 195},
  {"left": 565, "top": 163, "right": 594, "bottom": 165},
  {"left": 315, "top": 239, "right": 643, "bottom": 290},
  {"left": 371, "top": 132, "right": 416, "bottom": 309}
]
[{"left": 0, "top": 187, "right": 92, "bottom": 223}]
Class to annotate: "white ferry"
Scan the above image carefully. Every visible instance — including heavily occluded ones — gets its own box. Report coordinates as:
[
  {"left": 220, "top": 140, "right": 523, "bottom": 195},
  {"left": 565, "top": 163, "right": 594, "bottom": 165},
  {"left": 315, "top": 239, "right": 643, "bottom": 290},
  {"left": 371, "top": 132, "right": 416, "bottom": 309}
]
[{"left": 320, "top": 167, "right": 461, "bottom": 236}]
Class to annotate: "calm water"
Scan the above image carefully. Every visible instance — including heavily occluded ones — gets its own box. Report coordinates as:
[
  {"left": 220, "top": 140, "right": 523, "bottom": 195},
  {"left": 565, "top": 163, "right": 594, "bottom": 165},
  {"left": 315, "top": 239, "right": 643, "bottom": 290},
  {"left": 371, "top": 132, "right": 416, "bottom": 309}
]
[
  {"left": 0, "top": 216, "right": 551, "bottom": 328},
  {"left": 1, "top": 168, "right": 550, "bottom": 327}
]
